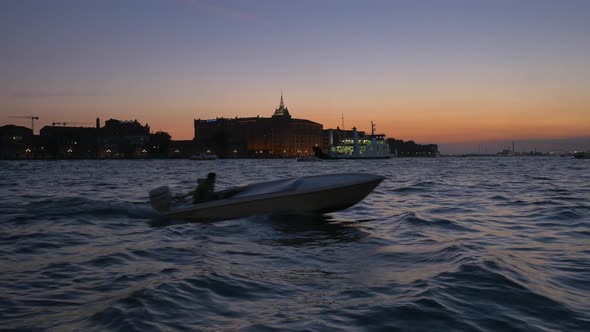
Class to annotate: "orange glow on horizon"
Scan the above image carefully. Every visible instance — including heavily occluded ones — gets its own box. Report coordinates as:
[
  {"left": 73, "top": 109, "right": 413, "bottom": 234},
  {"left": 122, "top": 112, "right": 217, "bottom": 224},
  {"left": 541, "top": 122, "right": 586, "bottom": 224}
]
[
  {"left": 146, "top": 102, "right": 590, "bottom": 144},
  {"left": 2, "top": 96, "right": 589, "bottom": 145}
]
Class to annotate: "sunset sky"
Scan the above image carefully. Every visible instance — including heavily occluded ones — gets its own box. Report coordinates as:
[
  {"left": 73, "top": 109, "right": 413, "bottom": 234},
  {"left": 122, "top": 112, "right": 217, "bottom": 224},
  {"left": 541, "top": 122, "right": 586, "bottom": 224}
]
[{"left": 1, "top": 0, "right": 589, "bottom": 153}]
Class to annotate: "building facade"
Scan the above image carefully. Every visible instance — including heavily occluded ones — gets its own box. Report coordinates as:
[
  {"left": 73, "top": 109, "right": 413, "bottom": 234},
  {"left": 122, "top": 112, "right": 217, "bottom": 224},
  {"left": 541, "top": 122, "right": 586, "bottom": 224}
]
[
  {"left": 386, "top": 138, "right": 439, "bottom": 157},
  {"left": 0, "top": 125, "right": 34, "bottom": 159},
  {"left": 193, "top": 94, "right": 322, "bottom": 158},
  {"left": 98, "top": 119, "right": 151, "bottom": 158}
]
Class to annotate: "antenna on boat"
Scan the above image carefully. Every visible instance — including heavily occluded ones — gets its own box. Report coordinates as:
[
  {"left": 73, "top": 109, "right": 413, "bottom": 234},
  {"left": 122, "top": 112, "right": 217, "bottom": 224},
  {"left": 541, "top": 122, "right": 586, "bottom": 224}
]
[
  {"left": 371, "top": 121, "right": 375, "bottom": 136},
  {"left": 341, "top": 114, "right": 345, "bottom": 131}
]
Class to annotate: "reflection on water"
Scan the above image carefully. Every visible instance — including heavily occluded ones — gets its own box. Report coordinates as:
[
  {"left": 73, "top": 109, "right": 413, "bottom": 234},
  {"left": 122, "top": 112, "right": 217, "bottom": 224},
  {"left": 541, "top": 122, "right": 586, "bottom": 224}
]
[{"left": 258, "top": 214, "right": 370, "bottom": 247}]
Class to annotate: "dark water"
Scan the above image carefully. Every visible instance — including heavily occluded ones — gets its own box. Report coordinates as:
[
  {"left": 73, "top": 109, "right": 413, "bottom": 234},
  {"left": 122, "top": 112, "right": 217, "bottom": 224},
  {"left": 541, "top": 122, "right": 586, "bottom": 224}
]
[{"left": 1, "top": 158, "right": 589, "bottom": 331}]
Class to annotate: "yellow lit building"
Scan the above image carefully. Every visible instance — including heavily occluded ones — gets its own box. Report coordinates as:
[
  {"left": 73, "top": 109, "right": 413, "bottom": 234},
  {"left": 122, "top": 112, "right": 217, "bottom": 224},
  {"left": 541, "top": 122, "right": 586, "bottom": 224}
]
[{"left": 193, "top": 94, "right": 322, "bottom": 158}]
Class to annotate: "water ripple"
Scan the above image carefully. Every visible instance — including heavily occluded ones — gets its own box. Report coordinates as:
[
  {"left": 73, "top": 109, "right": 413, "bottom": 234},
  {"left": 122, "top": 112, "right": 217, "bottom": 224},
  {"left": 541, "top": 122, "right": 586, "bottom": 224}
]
[{"left": 1, "top": 158, "right": 589, "bottom": 331}]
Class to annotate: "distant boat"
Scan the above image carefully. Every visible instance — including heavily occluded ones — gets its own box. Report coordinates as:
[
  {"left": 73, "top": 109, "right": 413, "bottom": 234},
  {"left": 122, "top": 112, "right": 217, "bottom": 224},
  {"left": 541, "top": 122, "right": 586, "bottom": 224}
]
[
  {"left": 296, "top": 156, "right": 323, "bottom": 162},
  {"left": 149, "top": 173, "right": 384, "bottom": 221},
  {"left": 574, "top": 151, "right": 589, "bottom": 159},
  {"left": 314, "top": 123, "right": 391, "bottom": 159},
  {"left": 189, "top": 153, "right": 218, "bottom": 160}
]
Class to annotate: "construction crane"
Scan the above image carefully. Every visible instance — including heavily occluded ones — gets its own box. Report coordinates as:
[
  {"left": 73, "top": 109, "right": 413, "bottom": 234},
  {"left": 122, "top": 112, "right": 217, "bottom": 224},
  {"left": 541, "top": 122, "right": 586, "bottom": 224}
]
[{"left": 8, "top": 116, "right": 39, "bottom": 133}]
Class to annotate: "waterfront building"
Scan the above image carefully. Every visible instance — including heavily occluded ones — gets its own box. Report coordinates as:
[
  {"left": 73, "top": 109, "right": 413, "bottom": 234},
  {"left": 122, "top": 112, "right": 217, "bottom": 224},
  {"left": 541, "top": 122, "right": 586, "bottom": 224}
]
[
  {"left": 169, "top": 140, "right": 198, "bottom": 159},
  {"left": 193, "top": 94, "right": 322, "bottom": 158},
  {"left": 0, "top": 125, "right": 34, "bottom": 159},
  {"left": 40, "top": 125, "right": 99, "bottom": 158},
  {"left": 2, "top": 117, "right": 187, "bottom": 159},
  {"left": 35, "top": 118, "right": 152, "bottom": 159},
  {"left": 98, "top": 119, "right": 150, "bottom": 158},
  {"left": 386, "top": 138, "right": 439, "bottom": 157},
  {"left": 36, "top": 118, "right": 150, "bottom": 159}
]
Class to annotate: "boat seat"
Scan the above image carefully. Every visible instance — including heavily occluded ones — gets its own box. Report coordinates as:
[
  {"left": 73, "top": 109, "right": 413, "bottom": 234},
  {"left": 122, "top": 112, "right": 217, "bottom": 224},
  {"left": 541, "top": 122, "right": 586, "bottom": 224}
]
[{"left": 233, "top": 178, "right": 302, "bottom": 198}]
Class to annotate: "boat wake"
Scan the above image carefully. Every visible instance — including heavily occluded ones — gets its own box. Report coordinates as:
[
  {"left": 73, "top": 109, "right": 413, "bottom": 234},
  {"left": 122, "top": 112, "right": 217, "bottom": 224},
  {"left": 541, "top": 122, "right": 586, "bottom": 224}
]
[{"left": 2, "top": 197, "right": 157, "bottom": 224}]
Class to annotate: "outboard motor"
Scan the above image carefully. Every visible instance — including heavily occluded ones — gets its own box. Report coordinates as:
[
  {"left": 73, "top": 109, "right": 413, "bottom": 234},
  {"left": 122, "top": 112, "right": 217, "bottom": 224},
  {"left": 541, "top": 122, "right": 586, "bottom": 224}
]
[{"left": 149, "top": 186, "right": 172, "bottom": 211}]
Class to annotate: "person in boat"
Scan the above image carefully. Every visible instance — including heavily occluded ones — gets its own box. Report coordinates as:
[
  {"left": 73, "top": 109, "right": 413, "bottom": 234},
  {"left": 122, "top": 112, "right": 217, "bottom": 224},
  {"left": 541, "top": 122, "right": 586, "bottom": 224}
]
[{"left": 192, "top": 172, "right": 217, "bottom": 203}]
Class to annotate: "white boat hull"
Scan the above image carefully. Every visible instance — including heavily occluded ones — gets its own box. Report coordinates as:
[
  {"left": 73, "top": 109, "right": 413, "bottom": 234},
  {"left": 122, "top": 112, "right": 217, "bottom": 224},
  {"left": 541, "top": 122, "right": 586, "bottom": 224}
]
[{"left": 159, "top": 173, "right": 384, "bottom": 221}]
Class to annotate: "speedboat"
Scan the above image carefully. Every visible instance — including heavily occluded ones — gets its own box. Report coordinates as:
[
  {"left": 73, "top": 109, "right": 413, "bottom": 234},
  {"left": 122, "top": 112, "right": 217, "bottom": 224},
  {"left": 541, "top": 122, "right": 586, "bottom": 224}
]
[{"left": 149, "top": 173, "right": 384, "bottom": 221}]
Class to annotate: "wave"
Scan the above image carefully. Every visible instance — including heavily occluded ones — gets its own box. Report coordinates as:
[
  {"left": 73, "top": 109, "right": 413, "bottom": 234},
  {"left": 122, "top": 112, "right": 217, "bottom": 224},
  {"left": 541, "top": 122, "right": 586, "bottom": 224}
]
[
  {"left": 431, "top": 261, "right": 590, "bottom": 331},
  {"left": 396, "top": 212, "right": 472, "bottom": 231},
  {"left": 2, "top": 158, "right": 590, "bottom": 331},
  {"left": 3, "top": 197, "right": 157, "bottom": 224}
]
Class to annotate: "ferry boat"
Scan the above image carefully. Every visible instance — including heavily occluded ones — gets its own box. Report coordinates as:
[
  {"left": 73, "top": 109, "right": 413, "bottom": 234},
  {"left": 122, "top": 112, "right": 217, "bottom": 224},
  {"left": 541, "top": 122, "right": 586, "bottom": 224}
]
[{"left": 314, "top": 122, "right": 391, "bottom": 159}]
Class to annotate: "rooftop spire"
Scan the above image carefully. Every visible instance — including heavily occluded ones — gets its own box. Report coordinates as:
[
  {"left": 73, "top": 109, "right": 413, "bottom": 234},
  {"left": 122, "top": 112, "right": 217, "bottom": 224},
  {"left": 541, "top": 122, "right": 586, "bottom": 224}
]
[{"left": 273, "top": 90, "right": 291, "bottom": 118}]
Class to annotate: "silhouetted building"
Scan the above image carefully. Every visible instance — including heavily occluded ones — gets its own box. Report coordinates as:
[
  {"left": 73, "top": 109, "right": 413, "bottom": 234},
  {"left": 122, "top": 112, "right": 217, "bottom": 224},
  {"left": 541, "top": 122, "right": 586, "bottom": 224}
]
[
  {"left": 193, "top": 94, "right": 322, "bottom": 158},
  {"left": 98, "top": 119, "right": 150, "bottom": 158},
  {"left": 0, "top": 125, "right": 34, "bottom": 159},
  {"left": 169, "top": 140, "right": 198, "bottom": 158},
  {"left": 2, "top": 118, "right": 187, "bottom": 159},
  {"left": 40, "top": 125, "right": 99, "bottom": 158},
  {"left": 101, "top": 119, "right": 150, "bottom": 137},
  {"left": 387, "top": 138, "right": 439, "bottom": 157},
  {"left": 36, "top": 118, "right": 152, "bottom": 159}
]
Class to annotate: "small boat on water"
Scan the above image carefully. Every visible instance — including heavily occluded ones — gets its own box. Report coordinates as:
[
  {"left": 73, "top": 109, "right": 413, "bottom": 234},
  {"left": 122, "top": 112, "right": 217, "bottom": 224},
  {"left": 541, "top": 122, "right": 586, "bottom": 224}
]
[
  {"left": 189, "top": 153, "right": 218, "bottom": 160},
  {"left": 295, "top": 156, "right": 323, "bottom": 162},
  {"left": 149, "top": 173, "right": 384, "bottom": 221},
  {"left": 574, "top": 151, "right": 589, "bottom": 159}
]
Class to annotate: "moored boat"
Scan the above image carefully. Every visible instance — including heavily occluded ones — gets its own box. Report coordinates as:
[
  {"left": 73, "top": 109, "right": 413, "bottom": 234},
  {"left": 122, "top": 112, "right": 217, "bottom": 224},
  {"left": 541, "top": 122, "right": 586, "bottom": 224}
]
[
  {"left": 296, "top": 156, "right": 323, "bottom": 162},
  {"left": 314, "top": 122, "right": 391, "bottom": 159},
  {"left": 189, "top": 153, "right": 218, "bottom": 160}
]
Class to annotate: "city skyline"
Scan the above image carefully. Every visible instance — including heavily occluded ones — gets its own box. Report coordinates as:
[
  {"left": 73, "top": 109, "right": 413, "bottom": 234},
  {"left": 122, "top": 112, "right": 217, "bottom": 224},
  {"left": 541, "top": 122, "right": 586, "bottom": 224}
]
[{"left": 1, "top": 0, "right": 589, "bottom": 153}]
